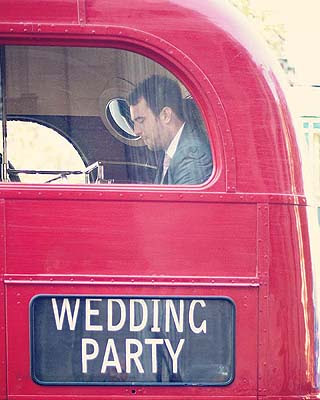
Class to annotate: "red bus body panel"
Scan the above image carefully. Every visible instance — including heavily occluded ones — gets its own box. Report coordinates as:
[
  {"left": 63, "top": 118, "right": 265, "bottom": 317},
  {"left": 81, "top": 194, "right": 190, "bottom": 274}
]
[{"left": 0, "top": 1, "right": 318, "bottom": 400}]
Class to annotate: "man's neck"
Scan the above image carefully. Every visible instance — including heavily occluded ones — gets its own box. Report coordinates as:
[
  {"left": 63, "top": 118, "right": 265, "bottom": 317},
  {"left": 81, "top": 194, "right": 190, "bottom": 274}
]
[
  {"left": 164, "top": 120, "right": 184, "bottom": 150},
  {"left": 166, "top": 122, "right": 185, "bottom": 159}
]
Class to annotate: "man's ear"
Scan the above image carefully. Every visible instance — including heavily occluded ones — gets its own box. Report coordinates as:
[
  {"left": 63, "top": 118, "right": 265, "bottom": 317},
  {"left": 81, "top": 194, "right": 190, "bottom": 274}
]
[{"left": 160, "top": 106, "right": 172, "bottom": 123}]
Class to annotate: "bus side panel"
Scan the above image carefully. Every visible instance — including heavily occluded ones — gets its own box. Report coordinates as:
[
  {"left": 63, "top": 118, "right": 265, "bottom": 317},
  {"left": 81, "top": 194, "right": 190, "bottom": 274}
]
[
  {"left": 4, "top": 197, "right": 259, "bottom": 398},
  {"left": 0, "top": 200, "right": 7, "bottom": 400},
  {"left": 0, "top": 0, "right": 78, "bottom": 24},
  {"left": 268, "top": 204, "right": 315, "bottom": 396},
  {"left": 4, "top": 198, "right": 258, "bottom": 278}
]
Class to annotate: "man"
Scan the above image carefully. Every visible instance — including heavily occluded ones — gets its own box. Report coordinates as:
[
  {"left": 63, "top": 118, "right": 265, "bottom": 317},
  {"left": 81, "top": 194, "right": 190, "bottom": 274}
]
[{"left": 128, "top": 74, "right": 213, "bottom": 185}]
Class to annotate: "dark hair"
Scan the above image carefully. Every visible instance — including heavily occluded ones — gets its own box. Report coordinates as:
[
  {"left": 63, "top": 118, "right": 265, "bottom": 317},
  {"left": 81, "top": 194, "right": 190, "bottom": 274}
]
[{"left": 128, "top": 74, "right": 184, "bottom": 121}]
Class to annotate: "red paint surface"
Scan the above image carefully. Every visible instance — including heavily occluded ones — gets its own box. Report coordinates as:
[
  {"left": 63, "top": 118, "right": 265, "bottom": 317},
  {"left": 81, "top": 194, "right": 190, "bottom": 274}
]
[{"left": 0, "top": 1, "right": 317, "bottom": 400}]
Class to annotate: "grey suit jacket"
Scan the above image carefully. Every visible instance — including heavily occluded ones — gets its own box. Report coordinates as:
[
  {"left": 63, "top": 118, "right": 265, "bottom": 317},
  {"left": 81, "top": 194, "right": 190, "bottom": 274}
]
[{"left": 154, "top": 124, "right": 213, "bottom": 185}]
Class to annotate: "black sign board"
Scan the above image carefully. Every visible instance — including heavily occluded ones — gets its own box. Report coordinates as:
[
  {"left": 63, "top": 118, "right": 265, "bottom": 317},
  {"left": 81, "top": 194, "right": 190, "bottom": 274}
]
[{"left": 30, "top": 296, "right": 235, "bottom": 385}]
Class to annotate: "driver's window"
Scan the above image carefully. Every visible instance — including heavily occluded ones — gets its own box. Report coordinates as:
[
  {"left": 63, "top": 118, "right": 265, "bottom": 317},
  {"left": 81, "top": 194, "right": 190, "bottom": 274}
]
[{"left": 1, "top": 46, "right": 213, "bottom": 185}]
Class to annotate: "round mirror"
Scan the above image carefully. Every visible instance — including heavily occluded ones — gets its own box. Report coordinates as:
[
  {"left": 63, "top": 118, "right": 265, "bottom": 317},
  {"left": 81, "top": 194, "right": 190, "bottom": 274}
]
[{"left": 105, "top": 98, "right": 140, "bottom": 141}]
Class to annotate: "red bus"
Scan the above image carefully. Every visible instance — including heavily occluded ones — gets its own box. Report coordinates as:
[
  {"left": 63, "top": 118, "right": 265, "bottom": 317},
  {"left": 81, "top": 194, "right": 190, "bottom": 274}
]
[{"left": 0, "top": 0, "right": 319, "bottom": 399}]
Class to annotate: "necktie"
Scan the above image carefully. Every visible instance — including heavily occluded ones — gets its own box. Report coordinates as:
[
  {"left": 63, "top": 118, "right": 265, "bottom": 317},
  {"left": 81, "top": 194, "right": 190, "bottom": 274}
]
[{"left": 161, "top": 153, "right": 171, "bottom": 184}]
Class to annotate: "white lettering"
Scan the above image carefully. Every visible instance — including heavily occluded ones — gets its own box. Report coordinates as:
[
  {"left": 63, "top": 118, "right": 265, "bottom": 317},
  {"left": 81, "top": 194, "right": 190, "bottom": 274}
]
[
  {"left": 107, "top": 299, "right": 126, "bottom": 331},
  {"left": 189, "top": 300, "right": 207, "bottom": 334},
  {"left": 151, "top": 299, "right": 160, "bottom": 332},
  {"left": 82, "top": 338, "right": 99, "bottom": 373},
  {"left": 51, "top": 298, "right": 80, "bottom": 331},
  {"left": 126, "top": 339, "right": 144, "bottom": 373},
  {"left": 130, "top": 299, "right": 147, "bottom": 332},
  {"left": 85, "top": 299, "right": 103, "bottom": 331},
  {"left": 145, "top": 338, "right": 164, "bottom": 373},
  {"left": 165, "top": 300, "right": 184, "bottom": 332},
  {"left": 164, "top": 339, "right": 185, "bottom": 373},
  {"left": 101, "top": 339, "right": 121, "bottom": 373}
]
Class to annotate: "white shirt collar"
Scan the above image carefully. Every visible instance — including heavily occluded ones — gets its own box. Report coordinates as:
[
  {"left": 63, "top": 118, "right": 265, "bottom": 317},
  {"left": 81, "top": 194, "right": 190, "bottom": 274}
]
[{"left": 166, "top": 123, "right": 185, "bottom": 159}]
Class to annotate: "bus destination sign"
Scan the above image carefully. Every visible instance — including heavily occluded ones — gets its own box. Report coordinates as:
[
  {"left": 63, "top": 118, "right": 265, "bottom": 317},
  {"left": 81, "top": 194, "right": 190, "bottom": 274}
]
[{"left": 30, "top": 296, "right": 235, "bottom": 385}]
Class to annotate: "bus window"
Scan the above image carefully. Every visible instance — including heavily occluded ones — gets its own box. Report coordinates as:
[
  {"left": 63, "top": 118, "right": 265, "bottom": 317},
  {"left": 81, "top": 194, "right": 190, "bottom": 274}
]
[{"left": 0, "top": 46, "right": 213, "bottom": 185}]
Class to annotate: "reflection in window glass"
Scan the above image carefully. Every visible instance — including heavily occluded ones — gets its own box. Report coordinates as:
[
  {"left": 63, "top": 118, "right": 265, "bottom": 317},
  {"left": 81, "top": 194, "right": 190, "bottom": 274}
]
[{"left": 2, "top": 46, "right": 213, "bottom": 185}]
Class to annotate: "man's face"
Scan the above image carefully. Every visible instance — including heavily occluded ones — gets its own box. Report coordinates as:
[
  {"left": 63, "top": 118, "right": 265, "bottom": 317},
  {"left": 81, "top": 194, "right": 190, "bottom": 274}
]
[{"left": 130, "top": 97, "right": 165, "bottom": 151}]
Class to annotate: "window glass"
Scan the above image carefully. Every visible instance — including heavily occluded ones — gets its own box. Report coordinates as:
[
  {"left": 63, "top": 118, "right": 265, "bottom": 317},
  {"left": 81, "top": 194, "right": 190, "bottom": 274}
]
[
  {"left": 0, "top": 46, "right": 5, "bottom": 181},
  {"left": 6, "top": 120, "right": 86, "bottom": 183},
  {"left": 1, "top": 46, "right": 213, "bottom": 185}
]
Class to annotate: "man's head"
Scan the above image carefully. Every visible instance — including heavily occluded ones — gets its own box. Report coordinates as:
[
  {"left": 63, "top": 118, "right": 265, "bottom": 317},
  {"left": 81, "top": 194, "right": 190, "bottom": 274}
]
[{"left": 128, "top": 75, "right": 184, "bottom": 151}]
